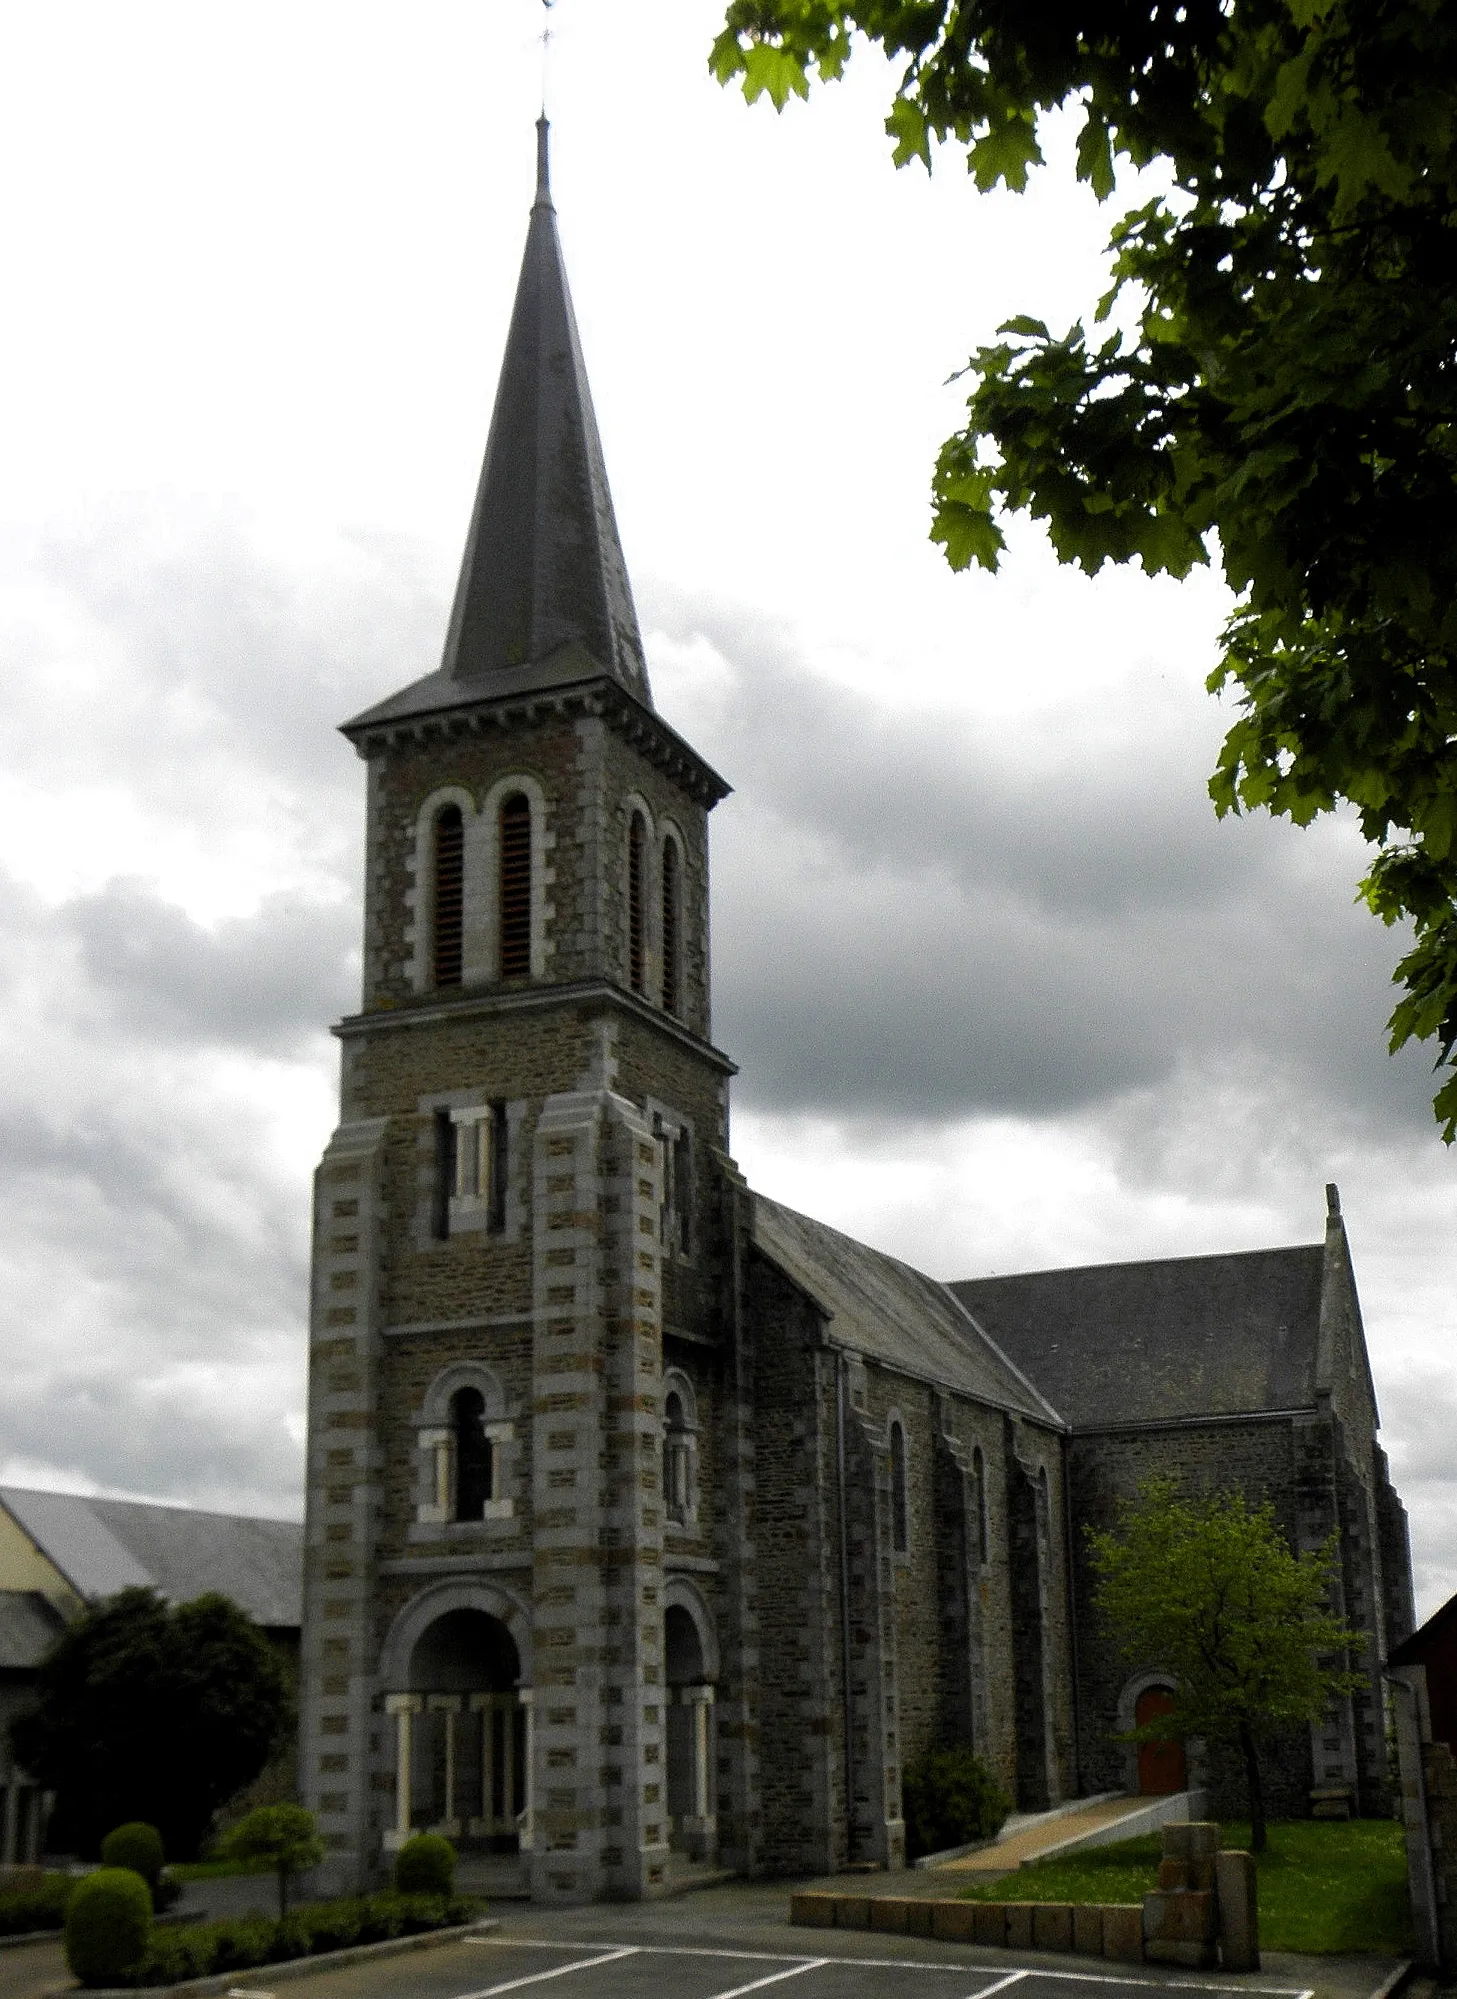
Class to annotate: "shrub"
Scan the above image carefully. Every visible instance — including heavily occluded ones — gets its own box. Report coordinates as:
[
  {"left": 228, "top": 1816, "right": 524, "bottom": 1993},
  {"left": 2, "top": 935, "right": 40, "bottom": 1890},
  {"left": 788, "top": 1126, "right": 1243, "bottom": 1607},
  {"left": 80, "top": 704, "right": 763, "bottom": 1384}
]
[
  {"left": 121, "top": 1890, "right": 482, "bottom": 1985},
  {"left": 215, "top": 1803, "right": 326, "bottom": 1918},
  {"left": 0, "top": 1872, "right": 73, "bottom": 1936},
  {"left": 100, "top": 1823, "right": 165, "bottom": 1890},
  {"left": 393, "top": 1833, "right": 455, "bottom": 1896},
  {"left": 902, "top": 1747, "right": 1013, "bottom": 1862},
  {"left": 64, "top": 1867, "right": 153, "bottom": 1987}
]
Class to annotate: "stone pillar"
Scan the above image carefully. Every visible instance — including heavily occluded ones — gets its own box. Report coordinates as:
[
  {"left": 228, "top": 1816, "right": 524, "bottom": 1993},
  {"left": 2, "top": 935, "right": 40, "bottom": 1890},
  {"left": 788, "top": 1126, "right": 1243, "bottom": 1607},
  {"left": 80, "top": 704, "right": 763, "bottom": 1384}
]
[
  {"left": 682, "top": 1685, "right": 716, "bottom": 1859},
  {"left": 299, "top": 1116, "right": 389, "bottom": 1894},
  {"left": 529, "top": 1079, "right": 667, "bottom": 1901},
  {"left": 427, "top": 1696, "right": 462, "bottom": 1833},
  {"left": 517, "top": 1688, "right": 535, "bottom": 1851},
  {"left": 384, "top": 1695, "right": 421, "bottom": 1847}
]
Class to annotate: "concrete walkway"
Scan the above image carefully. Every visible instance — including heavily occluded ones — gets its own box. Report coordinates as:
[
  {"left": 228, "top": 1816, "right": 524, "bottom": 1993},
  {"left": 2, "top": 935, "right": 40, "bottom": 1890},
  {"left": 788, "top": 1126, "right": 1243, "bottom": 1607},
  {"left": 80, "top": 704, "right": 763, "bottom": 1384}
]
[{"left": 936, "top": 1795, "right": 1168, "bottom": 1875}]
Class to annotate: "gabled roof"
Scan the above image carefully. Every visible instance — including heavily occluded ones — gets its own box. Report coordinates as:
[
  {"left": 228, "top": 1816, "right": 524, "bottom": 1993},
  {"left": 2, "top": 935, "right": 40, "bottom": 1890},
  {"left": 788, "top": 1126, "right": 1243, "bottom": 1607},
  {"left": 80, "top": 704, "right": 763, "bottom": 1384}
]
[
  {"left": 751, "top": 1194, "right": 1063, "bottom": 1426},
  {"left": 0, "top": 1488, "right": 302, "bottom": 1630},
  {"left": 346, "top": 120, "right": 649, "bottom": 738},
  {"left": 1388, "top": 1588, "right": 1457, "bottom": 1670},
  {"left": 950, "top": 1243, "right": 1326, "bottom": 1431}
]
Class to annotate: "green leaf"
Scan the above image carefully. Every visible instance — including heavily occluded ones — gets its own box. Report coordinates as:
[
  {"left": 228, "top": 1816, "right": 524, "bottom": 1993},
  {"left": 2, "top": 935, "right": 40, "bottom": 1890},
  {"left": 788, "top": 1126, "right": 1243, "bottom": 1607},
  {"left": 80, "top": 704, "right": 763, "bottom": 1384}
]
[
  {"left": 1075, "top": 110, "right": 1116, "bottom": 201},
  {"left": 886, "top": 94, "right": 931, "bottom": 170}
]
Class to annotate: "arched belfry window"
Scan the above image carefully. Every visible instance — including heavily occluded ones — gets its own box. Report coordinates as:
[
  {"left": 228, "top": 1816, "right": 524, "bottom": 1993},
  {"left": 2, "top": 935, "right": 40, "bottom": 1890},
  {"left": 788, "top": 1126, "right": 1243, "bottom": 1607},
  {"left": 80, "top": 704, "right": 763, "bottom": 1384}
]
[
  {"left": 628, "top": 811, "right": 648, "bottom": 995},
  {"left": 499, "top": 793, "right": 531, "bottom": 980},
  {"left": 890, "top": 1418, "right": 909, "bottom": 1555},
  {"left": 450, "top": 1386, "right": 492, "bottom": 1522},
  {"left": 432, "top": 804, "right": 464, "bottom": 988},
  {"left": 661, "top": 837, "right": 682, "bottom": 1016}
]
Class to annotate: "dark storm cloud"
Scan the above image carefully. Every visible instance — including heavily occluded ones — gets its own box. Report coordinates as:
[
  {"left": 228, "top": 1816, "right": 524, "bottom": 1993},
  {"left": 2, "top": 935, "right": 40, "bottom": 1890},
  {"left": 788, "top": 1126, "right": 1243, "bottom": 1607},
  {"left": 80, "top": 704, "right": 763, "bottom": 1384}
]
[
  {"left": 68, "top": 880, "right": 357, "bottom": 1054},
  {"left": 642, "top": 590, "right": 1436, "bottom": 1133}
]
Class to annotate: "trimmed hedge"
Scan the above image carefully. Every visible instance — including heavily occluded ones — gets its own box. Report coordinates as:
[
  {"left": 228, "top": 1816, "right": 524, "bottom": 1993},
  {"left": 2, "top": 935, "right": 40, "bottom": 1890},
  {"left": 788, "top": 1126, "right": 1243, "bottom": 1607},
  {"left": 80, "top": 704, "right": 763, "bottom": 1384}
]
[
  {"left": 99, "top": 1891, "right": 482, "bottom": 1989},
  {"left": 393, "top": 1834, "right": 455, "bottom": 1897},
  {"left": 65, "top": 1869, "right": 153, "bottom": 1987},
  {"left": 101, "top": 1825, "right": 165, "bottom": 1890},
  {"left": 902, "top": 1747, "right": 1013, "bottom": 1862},
  {"left": 0, "top": 1871, "right": 74, "bottom": 1936}
]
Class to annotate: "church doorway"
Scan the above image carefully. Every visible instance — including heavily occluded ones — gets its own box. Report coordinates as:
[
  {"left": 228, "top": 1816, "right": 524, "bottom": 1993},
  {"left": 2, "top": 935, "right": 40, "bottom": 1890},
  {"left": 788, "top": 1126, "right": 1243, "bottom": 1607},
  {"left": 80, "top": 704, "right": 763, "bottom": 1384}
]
[
  {"left": 664, "top": 1602, "right": 715, "bottom": 1859},
  {"left": 1135, "top": 1685, "right": 1187, "bottom": 1795},
  {"left": 386, "top": 1608, "right": 528, "bottom": 1851}
]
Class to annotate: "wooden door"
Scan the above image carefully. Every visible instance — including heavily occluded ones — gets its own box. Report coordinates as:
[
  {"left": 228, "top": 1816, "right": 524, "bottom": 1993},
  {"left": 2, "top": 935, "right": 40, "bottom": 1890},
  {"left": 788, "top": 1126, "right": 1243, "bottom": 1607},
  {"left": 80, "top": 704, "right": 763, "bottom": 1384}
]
[{"left": 1135, "top": 1685, "right": 1187, "bottom": 1795}]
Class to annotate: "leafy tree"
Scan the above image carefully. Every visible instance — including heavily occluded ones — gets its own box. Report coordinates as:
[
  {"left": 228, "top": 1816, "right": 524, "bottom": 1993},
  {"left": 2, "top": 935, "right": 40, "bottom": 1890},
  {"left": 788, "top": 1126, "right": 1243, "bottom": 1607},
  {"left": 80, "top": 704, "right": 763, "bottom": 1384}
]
[
  {"left": 713, "top": 0, "right": 1457, "bottom": 1133},
  {"left": 216, "top": 1804, "right": 325, "bottom": 1919},
  {"left": 10, "top": 1588, "right": 292, "bottom": 1860},
  {"left": 1087, "top": 1478, "right": 1362, "bottom": 1849}
]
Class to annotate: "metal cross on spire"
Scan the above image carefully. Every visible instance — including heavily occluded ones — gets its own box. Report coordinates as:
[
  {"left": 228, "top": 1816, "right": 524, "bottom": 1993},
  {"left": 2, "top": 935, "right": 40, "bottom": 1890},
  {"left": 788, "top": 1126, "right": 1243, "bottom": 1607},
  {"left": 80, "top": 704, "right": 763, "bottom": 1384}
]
[{"left": 539, "top": 0, "right": 555, "bottom": 116}]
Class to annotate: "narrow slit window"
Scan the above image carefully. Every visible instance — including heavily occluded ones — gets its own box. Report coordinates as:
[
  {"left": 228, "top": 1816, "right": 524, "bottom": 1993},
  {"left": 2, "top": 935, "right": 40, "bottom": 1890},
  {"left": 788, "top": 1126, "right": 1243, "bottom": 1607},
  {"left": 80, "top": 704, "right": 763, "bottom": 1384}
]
[
  {"left": 628, "top": 812, "right": 647, "bottom": 994},
  {"left": 890, "top": 1420, "right": 909, "bottom": 1554},
  {"left": 432, "top": 804, "right": 464, "bottom": 988},
  {"left": 431, "top": 1109, "right": 454, "bottom": 1241},
  {"left": 450, "top": 1386, "right": 491, "bottom": 1521},
  {"left": 972, "top": 1445, "right": 989, "bottom": 1565},
  {"left": 499, "top": 792, "right": 531, "bottom": 979},
  {"left": 661, "top": 839, "right": 682, "bottom": 1015},
  {"left": 487, "top": 1100, "right": 508, "bottom": 1232}
]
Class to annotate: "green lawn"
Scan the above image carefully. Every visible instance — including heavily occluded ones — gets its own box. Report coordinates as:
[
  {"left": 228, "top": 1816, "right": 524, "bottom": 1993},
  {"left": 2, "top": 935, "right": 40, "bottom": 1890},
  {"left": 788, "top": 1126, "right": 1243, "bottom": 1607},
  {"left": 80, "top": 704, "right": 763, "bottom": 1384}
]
[{"left": 956, "top": 1820, "right": 1412, "bottom": 1954}]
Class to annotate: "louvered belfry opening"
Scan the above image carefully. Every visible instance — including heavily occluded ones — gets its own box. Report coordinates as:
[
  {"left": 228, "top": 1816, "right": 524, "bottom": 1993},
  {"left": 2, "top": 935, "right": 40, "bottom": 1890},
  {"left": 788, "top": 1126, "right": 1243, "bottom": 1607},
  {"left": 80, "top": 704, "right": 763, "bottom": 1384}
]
[
  {"left": 499, "top": 792, "right": 531, "bottom": 979},
  {"left": 628, "top": 812, "right": 647, "bottom": 994},
  {"left": 661, "top": 839, "right": 681, "bottom": 1015},
  {"left": 432, "top": 804, "right": 465, "bottom": 988}
]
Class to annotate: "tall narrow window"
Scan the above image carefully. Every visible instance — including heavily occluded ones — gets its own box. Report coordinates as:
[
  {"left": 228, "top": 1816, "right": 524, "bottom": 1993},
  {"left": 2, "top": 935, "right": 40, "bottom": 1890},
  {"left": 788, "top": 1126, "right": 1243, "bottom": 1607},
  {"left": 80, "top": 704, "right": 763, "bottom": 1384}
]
[
  {"left": 431, "top": 1109, "right": 454, "bottom": 1240},
  {"left": 499, "top": 792, "right": 531, "bottom": 979},
  {"left": 432, "top": 804, "right": 464, "bottom": 988},
  {"left": 672, "top": 1127, "right": 692, "bottom": 1256},
  {"left": 661, "top": 838, "right": 682, "bottom": 1015},
  {"left": 451, "top": 1386, "right": 492, "bottom": 1521},
  {"left": 972, "top": 1445, "right": 989, "bottom": 1564},
  {"left": 628, "top": 811, "right": 647, "bottom": 994},
  {"left": 890, "top": 1419, "right": 909, "bottom": 1555},
  {"left": 487, "top": 1100, "right": 509, "bottom": 1232}
]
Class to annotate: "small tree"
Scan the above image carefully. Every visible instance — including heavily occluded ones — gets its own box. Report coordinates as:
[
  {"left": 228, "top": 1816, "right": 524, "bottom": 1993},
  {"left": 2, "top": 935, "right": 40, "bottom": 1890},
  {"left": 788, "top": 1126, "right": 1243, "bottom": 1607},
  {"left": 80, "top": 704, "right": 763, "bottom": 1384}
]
[
  {"left": 1088, "top": 1478, "right": 1363, "bottom": 1851},
  {"left": 9, "top": 1587, "right": 292, "bottom": 1858},
  {"left": 216, "top": 1805, "right": 325, "bottom": 1919}
]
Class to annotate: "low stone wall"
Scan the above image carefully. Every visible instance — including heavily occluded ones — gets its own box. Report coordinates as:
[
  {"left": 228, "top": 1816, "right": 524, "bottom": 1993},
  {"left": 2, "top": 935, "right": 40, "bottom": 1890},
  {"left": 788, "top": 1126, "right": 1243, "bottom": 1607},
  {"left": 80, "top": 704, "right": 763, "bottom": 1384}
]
[
  {"left": 790, "top": 1821, "right": 1259, "bottom": 1972},
  {"left": 790, "top": 1892, "right": 1144, "bottom": 1962}
]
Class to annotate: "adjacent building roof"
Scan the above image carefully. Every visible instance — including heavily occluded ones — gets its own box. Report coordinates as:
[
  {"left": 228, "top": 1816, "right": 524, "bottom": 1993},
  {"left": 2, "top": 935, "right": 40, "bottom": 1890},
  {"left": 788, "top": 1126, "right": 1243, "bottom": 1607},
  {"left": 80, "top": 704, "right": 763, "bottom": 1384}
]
[
  {"left": 752, "top": 1193, "right": 1063, "bottom": 1426},
  {"left": 346, "top": 120, "right": 650, "bottom": 738},
  {"left": 949, "top": 1243, "right": 1326, "bottom": 1431},
  {"left": 0, "top": 1488, "right": 302, "bottom": 1630},
  {"left": 0, "top": 1590, "right": 69, "bottom": 1672}
]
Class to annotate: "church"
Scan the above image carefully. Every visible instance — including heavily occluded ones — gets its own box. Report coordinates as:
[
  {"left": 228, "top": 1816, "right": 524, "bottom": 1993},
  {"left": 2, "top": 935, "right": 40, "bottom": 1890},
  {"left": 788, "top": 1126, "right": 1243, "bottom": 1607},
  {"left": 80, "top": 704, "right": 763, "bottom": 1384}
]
[{"left": 297, "top": 124, "right": 1414, "bottom": 1905}]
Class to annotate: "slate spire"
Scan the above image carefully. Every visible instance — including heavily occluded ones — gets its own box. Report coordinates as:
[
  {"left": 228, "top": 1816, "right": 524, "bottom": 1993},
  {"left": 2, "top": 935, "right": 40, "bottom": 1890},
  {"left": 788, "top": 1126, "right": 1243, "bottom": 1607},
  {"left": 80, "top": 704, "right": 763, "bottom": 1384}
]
[{"left": 437, "top": 118, "right": 651, "bottom": 705}]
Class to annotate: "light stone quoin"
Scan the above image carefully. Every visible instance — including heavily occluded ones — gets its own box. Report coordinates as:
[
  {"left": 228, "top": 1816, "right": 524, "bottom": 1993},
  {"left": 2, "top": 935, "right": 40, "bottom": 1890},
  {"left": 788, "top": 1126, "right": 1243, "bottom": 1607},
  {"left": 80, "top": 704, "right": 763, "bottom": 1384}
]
[{"left": 294, "top": 119, "right": 1414, "bottom": 1906}]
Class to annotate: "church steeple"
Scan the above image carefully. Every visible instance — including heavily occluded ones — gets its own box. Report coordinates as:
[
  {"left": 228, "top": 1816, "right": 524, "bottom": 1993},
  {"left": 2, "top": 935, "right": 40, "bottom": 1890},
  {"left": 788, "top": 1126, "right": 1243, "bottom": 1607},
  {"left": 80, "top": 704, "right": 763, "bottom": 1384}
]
[{"left": 437, "top": 117, "right": 650, "bottom": 704}]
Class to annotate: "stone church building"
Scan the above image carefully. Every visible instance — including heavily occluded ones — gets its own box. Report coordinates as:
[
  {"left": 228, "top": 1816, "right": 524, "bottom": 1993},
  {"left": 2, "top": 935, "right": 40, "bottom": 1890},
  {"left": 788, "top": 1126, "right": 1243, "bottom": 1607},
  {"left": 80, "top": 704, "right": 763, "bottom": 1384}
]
[{"left": 298, "top": 125, "right": 1414, "bottom": 1904}]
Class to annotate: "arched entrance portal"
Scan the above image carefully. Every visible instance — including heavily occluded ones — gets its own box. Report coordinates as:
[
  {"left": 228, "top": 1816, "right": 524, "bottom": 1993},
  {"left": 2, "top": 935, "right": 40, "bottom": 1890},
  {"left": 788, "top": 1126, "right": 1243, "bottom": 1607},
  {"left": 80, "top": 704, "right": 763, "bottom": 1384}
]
[
  {"left": 1135, "top": 1685, "right": 1187, "bottom": 1795},
  {"left": 385, "top": 1607, "right": 528, "bottom": 1851},
  {"left": 664, "top": 1598, "right": 716, "bottom": 1860}
]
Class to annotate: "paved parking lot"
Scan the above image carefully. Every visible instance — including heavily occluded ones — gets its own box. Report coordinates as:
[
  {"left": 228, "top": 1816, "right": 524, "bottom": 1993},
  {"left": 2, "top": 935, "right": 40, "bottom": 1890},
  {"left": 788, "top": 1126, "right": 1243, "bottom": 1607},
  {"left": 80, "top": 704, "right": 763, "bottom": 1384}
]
[{"left": 440, "top": 1937, "right": 1316, "bottom": 1999}]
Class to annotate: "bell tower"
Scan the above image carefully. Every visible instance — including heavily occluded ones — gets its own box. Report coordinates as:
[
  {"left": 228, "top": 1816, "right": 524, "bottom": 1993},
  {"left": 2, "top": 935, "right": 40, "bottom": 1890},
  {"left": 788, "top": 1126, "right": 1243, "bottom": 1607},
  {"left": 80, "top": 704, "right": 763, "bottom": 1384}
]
[{"left": 297, "top": 123, "right": 740, "bottom": 1904}]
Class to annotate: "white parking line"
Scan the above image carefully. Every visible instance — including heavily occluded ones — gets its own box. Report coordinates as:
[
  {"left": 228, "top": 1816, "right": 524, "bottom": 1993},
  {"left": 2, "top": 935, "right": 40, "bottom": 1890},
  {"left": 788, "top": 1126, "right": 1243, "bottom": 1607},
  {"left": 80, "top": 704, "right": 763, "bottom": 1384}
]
[
  {"left": 968, "top": 1974, "right": 1031, "bottom": 1999},
  {"left": 702, "top": 1963, "right": 829, "bottom": 1999},
  {"left": 454, "top": 1947, "right": 640, "bottom": 1998}
]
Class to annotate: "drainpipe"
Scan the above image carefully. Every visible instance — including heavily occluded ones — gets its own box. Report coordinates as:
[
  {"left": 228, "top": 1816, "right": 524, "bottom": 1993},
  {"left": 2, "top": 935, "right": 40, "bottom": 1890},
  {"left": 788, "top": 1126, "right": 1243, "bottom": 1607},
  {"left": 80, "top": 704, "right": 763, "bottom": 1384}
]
[
  {"left": 1387, "top": 1675, "right": 1440, "bottom": 1969},
  {"left": 835, "top": 1349, "right": 856, "bottom": 1864},
  {"left": 1061, "top": 1437, "right": 1084, "bottom": 1796}
]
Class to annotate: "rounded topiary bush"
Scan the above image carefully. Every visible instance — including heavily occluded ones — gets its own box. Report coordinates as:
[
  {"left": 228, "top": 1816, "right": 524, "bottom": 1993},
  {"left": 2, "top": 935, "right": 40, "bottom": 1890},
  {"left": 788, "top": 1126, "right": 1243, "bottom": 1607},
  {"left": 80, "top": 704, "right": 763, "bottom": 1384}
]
[
  {"left": 64, "top": 1868, "right": 153, "bottom": 1987},
  {"left": 392, "top": 1832, "right": 455, "bottom": 1896},
  {"left": 902, "top": 1748, "right": 1013, "bottom": 1863},
  {"left": 99, "top": 1821, "right": 165, "bottom": 1890}
]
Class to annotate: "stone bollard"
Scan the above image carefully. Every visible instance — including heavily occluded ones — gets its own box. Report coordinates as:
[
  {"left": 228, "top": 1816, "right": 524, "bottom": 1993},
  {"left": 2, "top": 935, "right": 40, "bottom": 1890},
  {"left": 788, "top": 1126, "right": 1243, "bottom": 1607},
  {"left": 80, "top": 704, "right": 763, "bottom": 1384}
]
[
  {"left": 1143, "top": 1823, "right": 1222, "bottom": 1967},
  {"left": 1215, "top": 1850, "right": 1260, "bottom": 1972}
]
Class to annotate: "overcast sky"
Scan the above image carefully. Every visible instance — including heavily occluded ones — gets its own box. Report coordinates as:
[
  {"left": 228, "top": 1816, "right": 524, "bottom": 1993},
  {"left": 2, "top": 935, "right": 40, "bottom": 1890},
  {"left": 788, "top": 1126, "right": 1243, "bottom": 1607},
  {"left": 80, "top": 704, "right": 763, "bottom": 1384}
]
[{"left": 0, "top": 1, "right": 1452, "bottom": 1620}]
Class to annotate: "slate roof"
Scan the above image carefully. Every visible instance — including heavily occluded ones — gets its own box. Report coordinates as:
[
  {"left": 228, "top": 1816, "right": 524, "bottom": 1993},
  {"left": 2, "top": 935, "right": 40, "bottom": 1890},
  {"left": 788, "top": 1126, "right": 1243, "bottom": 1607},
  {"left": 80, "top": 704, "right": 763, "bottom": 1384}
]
[
  {"left": 0, "top": 1590, "right": 68, "bottom": 1672},
  {"left": 949, "top": 1243, "right": 1326, "bottom": 1430},
  {"left": 751, "top": 1194, "right": 1062, "bottom": 1426},
  {"left": 0, "top": 1488, "right": 303, "bottom": 1629},
  {"left": 346, "top": 120, "right": 650, "bottom": 737}
]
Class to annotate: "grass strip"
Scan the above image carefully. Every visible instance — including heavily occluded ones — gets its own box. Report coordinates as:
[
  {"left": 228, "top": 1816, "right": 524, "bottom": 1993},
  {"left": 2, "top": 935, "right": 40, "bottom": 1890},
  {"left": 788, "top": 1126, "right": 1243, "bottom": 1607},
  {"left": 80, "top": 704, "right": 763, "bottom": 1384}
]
[{"left": 955, "top": 1819, "right": 1411, "bottom": 1954}]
